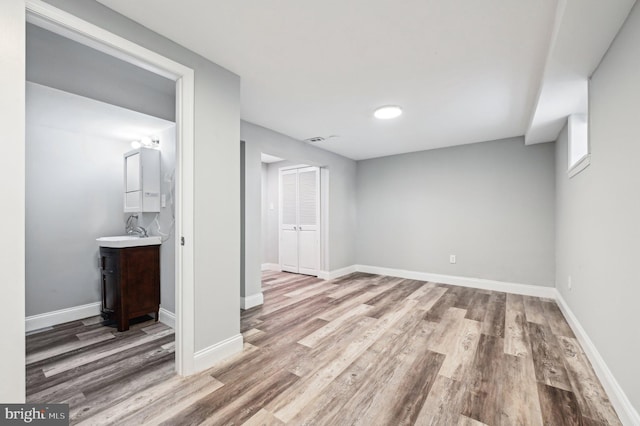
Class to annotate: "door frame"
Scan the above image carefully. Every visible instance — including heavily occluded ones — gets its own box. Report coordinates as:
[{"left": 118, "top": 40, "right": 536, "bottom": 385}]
[
  {"left": 25, "top": 0, "right": 196, "bottom": 375},
  {"left": 277, "top": 164, "right": 329, "bottom": 275}
]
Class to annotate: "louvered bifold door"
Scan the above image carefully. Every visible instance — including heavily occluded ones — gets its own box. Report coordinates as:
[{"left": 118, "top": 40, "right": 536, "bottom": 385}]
[
  {"left": 297, "top": 167, "right": 320, "bottom": 275},
  {"left": 279, "top": 169, "right": 299, "bottom": 273}
]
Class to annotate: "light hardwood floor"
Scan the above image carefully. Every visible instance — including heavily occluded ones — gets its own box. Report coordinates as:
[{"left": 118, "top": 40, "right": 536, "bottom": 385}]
[{"left": 27, "top": 271, "right": 621, "bottom": 425}]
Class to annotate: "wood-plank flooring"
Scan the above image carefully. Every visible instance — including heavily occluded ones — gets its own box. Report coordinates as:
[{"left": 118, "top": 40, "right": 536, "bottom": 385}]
[{"left": 26, "top": 271, "right": 622, "bottom": 425}]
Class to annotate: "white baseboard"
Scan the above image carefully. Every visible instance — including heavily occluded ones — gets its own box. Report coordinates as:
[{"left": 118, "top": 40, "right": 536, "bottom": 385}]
[
  {"left": 261, "top": 263, "right": 280, "bottom": 271},
  {"left": 193, "top": 333, "right": 243, "bottom": 373},
  {"left": 241, "top": 292, "right": 264, "bottom": 310},
  {"left": 25, "top": 302, "right": 101, "bottom": 333},
  {"left": 555, "top": 291, "right": 640, "bottom": 425},
  {"left": 159, "top": 307, "right": 175, "bottom": 329},
  {"left": 318, "top": 265, "right": 358, "bottom": 281},
  {"left": 355, "top": 265, "right": 556, "bottom": 299}
]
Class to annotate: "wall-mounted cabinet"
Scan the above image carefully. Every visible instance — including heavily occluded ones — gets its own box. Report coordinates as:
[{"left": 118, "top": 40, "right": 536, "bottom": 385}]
[{"left": 124, "top": 148, "right": 160, "bottom": 212}]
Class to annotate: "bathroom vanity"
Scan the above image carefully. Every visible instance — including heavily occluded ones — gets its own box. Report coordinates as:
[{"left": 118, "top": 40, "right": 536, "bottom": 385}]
[{"left": 97, "top": 236, "right": 161, "bottom": 332}]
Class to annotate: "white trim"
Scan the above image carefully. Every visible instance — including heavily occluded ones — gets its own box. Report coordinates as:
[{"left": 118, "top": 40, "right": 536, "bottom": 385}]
[
  {"left": 25, "top": 302, "right": 101, "bottom": 333},
  {"left": 26, "top": 1, "right": 178, "bottom": 80},
  {"left": 175, "top": 67, "right": 196, "bottom": 377},
  {"left": 555, "top": 291, "right": 640, "bottom": 426},
  {"left": 278, "top": 163, "right": 311, "bottom": 171},
  {"left": 568, "top": 113, "right": 590, "bottom": 174},
  {"left": 320, "top": 168, "right": 330, "bottom": 272},
  {"left": 278, "top": 165, "right": 322, "bottom": 277},
  {"left": 354, "top": 265, "right": 556, "bottom": 298},
  {"left": 261, "top": 263, "right": 280, "bottom": 271},
  {"left": 26, "top": 0, "right": 196, "bottom": 376},
  {"left": 241, "top": 292, "right": 264, "bottom": 310},
  {"left": 568, "top": 153, "right": 591, "bottom": 178},
  {"left": 318, "top": 265, "right": 358, "bottom": 281},
  {"left": 193, "top": 334, "right": 243, "bottom": 373},
  {"left": 159, "top": 308, "right": 175, "bottom": 329}
]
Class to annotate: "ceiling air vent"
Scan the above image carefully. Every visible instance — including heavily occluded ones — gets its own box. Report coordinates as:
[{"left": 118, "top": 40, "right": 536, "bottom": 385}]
[{"left": 305, "top": 136, "right": 326, "bottom": 143}]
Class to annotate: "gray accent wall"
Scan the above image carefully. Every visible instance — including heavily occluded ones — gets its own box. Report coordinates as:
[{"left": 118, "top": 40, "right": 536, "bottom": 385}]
[
  {"left": 555, "top": 2, "right": 640, "bottom": 413},
  {"left": 41, "top": 0, "right": 241, "bottom": 354},
  {"left": 241, "top": 121, "right": 357, "bottom": 299},
  {"left": 356, "top": 137, "right": 556, "bottom": 287}
]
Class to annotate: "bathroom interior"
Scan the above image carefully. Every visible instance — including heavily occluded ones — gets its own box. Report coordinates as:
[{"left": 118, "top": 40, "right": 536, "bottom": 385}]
[{"left": 25, "top": 23, "right": 178, "bottom": 343}]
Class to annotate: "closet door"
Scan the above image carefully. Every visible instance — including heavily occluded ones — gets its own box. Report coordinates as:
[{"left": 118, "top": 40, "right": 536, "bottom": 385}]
[
  {"left": 279, "top": 169, "right": 299, "bottom": 273},
  {"left": 297, "top": 167, "right": 319, "bottom": 275},
  {"left": 278, "top": 166, "right": 320, "bottom": 276}
]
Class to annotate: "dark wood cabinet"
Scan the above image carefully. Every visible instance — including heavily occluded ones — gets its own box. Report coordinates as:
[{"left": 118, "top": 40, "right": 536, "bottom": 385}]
[{"left": 99, "top": 245, "right": 160, "bottom": 332}]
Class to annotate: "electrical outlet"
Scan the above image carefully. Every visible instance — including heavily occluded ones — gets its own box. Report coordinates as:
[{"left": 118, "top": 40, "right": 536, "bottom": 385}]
[
  {"left": 568, "top": 275, "right": 572, "bottom": 291},
  {"left": 449, "top": 254, "right": 456, "bottom": 264}
]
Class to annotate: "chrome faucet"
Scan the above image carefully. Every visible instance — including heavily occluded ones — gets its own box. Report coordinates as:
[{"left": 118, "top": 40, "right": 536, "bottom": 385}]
[
  {"left": 129, "top": 226, "right": 148, "bottom": 238},
  {"left": 125, "top": 215, "right": 148, "bottom": 237}
]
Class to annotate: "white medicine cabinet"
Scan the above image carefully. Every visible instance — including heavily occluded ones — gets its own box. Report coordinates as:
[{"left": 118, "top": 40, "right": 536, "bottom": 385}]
[{"left": 124, "top": 148, "right": 161, "bottom": 213}]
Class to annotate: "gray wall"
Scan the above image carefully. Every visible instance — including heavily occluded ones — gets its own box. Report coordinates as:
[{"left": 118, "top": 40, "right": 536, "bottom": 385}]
[
  {"left": 241, "top": 121, "right": 357, "bottom": 298},
  {"left": 1, "top": 0, "right": 26, "bottom": 402},
  {"left": 27, "top": 23, "right": 175, "bottom": 122},
  {"left": 356, "top": 137, "right": 556, "bottom": 287},
  {"left": 555, "top": 1, "right": 640, "bottom": 412},
  {"left": 25, "top": 84, "right": 176, "bottom": 317},
  {"left": 26, "top": 88, "right": 130, "bottom": 316},
  {"left": 41, "top": 0, "right": 241, "bottom": 354}
]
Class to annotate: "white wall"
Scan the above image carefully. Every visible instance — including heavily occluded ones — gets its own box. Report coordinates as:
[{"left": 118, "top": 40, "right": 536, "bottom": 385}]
[
  {"left": 241, "top": 121, "right": 357, "bottom": 299},
  {"left": 555, "top": 1, "right": 640, "bottom": 414},
  {"left": 357, "top": 137, "right": 556, "bottom": 287},
  {"left": 0, "top": 0, "right": 26, "bottom": 403},
  {"left": 39, "top": 0, "right": 241, "bottom": 356}
]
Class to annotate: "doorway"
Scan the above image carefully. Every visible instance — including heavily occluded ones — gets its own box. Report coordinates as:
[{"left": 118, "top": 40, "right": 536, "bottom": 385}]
[
  {"left": 260, "top": 155, "right": 329, "bottom": 277},
  {"left": 25, "top": 1, "right": 196, "bottom": 375},
  {"left": 279, "top": 166, "right": 321, "bottom": 276}
]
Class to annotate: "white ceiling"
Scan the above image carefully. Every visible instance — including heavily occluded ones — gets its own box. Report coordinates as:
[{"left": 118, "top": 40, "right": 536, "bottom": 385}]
[
  {"left": 96, "top": 0, "right": 635, "bottom": 160},
  {"left": 27, "top": 82, "right": 175, "bottom": 143}
]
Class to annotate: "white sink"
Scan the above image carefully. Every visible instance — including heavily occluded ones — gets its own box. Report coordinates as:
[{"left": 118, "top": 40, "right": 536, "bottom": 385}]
[{"left": 96, "top": 235, "right": 162, "bottom": 248}]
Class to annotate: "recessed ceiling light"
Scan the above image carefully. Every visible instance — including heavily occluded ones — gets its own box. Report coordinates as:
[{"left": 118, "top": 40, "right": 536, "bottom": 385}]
[{"left": 374, "top": 105, "right": 402, "bottom": 120}]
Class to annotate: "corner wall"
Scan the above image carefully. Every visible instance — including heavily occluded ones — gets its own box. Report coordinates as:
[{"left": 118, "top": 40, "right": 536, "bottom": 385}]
[
  {"left": 356, "top": 137, "right": 556, "bottom": 287},
  {"left": 241, "top": 121, "right": 357, "bottom": 300},
  {"left": 555, "top": 2, "right": 640, "bottom": 415}
]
